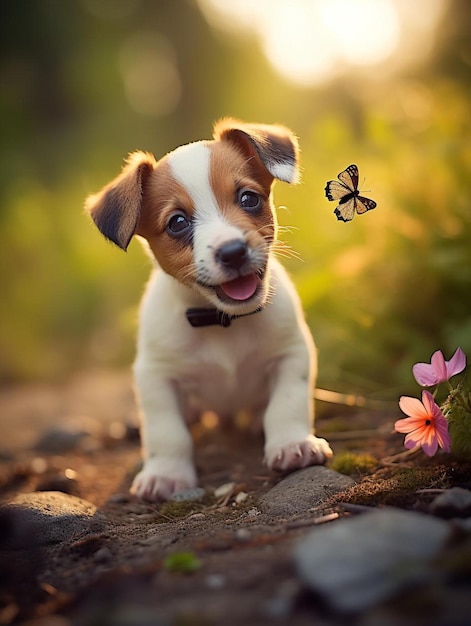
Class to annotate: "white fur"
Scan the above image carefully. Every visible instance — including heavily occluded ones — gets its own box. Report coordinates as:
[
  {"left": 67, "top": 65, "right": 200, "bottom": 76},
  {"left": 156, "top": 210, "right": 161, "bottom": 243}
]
[
  {"left": 131, "top": 259, "right": 332, "bottom": 500},
  {"left": 129, "top": 138, "right": 333, "bottom": 501},
  {"left": 168, "top": 141, "right": 244, "bottom": 280},
  {"left": 268, "top": 160, "right": 299, "bottom": 184},
  {"left": 167, "top": 141, "right": 269, "bottom": 315}
]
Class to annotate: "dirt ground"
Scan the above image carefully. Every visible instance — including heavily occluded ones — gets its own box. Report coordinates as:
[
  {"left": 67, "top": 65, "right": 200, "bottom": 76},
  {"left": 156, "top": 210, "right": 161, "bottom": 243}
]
[{"left": 1, "top": 370, "right": 470, "bottom": 626}]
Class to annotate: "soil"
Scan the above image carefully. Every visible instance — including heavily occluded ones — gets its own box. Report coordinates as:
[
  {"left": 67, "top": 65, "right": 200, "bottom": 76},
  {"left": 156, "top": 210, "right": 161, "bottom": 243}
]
[{"left": 1, "top": 370, "right": 470, "bottom": 626}]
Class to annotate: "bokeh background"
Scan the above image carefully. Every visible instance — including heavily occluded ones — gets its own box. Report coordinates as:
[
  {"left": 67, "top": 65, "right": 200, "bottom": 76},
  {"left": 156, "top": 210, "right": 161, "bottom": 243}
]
[{"left": 1, "top": 0, "right": 470, "bottom": 400}]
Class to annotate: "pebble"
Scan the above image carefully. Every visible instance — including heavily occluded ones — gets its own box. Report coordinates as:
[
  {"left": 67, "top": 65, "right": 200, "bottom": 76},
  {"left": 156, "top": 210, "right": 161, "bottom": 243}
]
[
  {"left": 170, "top": 487, "right": 206, "bottom": 502},
  {"left": 234, "top": 528, "right": 251, "bottom": 541},
  {"left": 94, "top": 546, "right": 113, "bottom": 563},
  {"left": 0, "top": 491, "right": 104, "bottom": 550},
  {"left": 36, "top": 473, "right": 79, "bottom": 495},
  {"left": 186, "top": 512, "right": 205, "bottom": 521},
  {"left": 294, "top": 508, "right": 451, "bottom": 613},
  {"left": 108, "top": 492, "right": 132, "bottom": 504},
  {"left": 234, "top": 491, "right": 248, "bottom": 504},
  {"left": 429, "top": 487, "right": 471, "bottom": 518},
  {"left": 33, "top": 427, "right": 89, "bottom": 454},
  {"left": 214, "top": 482, "right": 236, "bottom": 499},
  {"left": 259, "top": 466, "right": 355, "bottom": 517},
  {"left": 205, "top": 573, "right": 226, "bottom": 589}
]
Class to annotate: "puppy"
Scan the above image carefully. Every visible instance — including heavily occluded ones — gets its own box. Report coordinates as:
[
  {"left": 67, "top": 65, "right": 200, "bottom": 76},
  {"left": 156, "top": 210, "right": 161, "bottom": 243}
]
[{"left": 86, "top": 118, "right": 333, "bottom": 500}]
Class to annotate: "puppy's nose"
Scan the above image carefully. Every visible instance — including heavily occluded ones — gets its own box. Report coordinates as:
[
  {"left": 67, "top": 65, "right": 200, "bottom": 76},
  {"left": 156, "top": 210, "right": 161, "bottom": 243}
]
[{"left": 216, "top": 240, "right": 248, "bottom": 270}]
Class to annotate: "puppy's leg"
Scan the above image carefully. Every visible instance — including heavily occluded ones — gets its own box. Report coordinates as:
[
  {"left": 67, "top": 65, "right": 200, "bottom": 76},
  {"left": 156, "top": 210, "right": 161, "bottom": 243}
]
[
  {"left": 130, "top": 362, "right": 196, "bottom": 500},
  {"left": 263, "top": 347, "right": 333, "bottom": 472}
]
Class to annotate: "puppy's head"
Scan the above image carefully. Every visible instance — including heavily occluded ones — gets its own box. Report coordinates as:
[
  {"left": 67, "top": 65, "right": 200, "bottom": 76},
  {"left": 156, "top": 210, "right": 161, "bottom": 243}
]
[{"left": 86, "top": 118, "right": 299, "bottom": 316}]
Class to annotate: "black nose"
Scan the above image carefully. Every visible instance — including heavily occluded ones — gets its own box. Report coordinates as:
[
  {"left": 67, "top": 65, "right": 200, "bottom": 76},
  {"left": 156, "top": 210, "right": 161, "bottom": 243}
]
[{"left": 216, "top": 240, "right": 248, "bottom": 270}]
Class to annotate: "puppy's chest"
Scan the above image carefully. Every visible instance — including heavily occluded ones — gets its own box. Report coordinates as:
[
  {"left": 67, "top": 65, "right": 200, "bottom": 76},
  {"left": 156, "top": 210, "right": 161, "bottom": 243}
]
[{"left": 176, "top": 332, "right": 276, "bottom": 411}]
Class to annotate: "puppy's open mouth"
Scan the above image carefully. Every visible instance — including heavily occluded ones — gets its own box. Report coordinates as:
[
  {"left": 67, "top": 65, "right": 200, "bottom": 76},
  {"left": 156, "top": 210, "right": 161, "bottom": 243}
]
[{"left": 215, "top": 272, "right": 262, "bottom": 304}]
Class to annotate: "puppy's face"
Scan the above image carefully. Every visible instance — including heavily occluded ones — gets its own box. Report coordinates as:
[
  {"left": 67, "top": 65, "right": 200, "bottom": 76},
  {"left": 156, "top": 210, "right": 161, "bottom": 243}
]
[
  {"left": 138, "top": 140, "right": 276, "bottom": 315},
  {"left": 86, "top": 119, "right": 299, "bottom": 316}
]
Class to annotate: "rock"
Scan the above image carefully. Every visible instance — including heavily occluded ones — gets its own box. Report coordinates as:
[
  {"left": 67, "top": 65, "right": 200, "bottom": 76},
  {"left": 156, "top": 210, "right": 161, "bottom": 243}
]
[
  {"left": 34, "top": 427, "right": 89, "bottom": 454},
  {"left": 94, "top": 546, "right": 113, "bottom": 564},
  {"left": 108, "top": 492, "right": 132, "bottom": 504},
  {"left": 294, "top": 508, "right": 451, "bottom": 613},
  {"left": 0, "top": 491, "right": 105, "bottom": 550},
  {"left": 235, "top": 491, "right": 248, "bottom": 504},
  {"left": 429, "top": 487, "right": 471, "bottom": 518},
  {"left": 234, "top": 528, "right": 251, "bottom": 541},
  {"left": 214, "top": 482, "right": 236, "bottom": 499},
  {"left": 36, "top": 472, "right": 79, "bottom": 495},
  {"left": 258, "top": 466, "right": 355, "bottom": 517},
  {"left": 170, "top": 487, "right": 206, "bottom": 502}
]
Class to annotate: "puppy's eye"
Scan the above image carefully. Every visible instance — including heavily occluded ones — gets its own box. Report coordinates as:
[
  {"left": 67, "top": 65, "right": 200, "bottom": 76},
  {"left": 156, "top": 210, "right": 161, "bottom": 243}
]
[
  {"left": 238, "top": 190, "right": 262, "bottom": 213},
  {"left": 166, "top": 213, "right": 192, "bottom": 237}
]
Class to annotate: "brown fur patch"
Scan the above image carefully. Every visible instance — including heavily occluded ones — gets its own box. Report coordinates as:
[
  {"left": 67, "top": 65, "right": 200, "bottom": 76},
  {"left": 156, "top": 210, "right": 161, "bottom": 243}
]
[
  {"left": 137, "top": 158, "right": 197, "bottom": 286},
  {"left": 213, "top": 117, "right": 300, "bottom": 184},
  {"left": 134, "top": 139, "right": 278, "bottom": 288},
  {"left": 209, "top": 141, "right": 277, "bottom": 251}
]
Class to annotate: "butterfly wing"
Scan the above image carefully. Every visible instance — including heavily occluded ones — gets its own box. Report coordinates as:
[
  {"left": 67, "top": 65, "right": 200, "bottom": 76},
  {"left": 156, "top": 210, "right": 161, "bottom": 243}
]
[
  {"left": 324, "top": 180, "right": 351, "bottom": 202},
  {"left": 355, "top": 195, "right": 377, "bottom": 214},
  {"left": 334, "top": 197, "right": 356, "bottom": 222},
  {"left": 337, "top": 164, "right": 358, "bottom": 191}
]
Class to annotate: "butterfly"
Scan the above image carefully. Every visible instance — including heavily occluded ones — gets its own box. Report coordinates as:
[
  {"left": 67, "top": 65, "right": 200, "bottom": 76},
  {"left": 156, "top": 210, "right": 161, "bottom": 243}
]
[{"left": 325, "top": 164, "right": 377, "bottom": 222}]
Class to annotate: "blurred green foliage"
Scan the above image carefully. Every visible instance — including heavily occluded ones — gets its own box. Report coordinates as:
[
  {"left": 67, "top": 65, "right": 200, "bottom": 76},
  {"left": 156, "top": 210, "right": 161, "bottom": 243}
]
[{"left": 1, "top": 0, "right": 470, "bottom": 398}]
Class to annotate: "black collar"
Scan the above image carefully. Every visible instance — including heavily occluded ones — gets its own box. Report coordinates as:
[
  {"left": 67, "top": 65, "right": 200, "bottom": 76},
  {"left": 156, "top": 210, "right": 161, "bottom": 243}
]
[{"left": 186, "top": 306, "right": 263, "bottom": 328}]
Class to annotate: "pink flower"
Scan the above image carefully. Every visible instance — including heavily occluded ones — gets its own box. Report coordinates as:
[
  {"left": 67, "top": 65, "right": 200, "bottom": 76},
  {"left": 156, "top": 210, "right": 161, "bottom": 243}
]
[
  {"left": 412, "top": 347, "right": 466, "bottom": 387},
  {"left": 395, "top": 390, "right": 451, "bottom": 456}
]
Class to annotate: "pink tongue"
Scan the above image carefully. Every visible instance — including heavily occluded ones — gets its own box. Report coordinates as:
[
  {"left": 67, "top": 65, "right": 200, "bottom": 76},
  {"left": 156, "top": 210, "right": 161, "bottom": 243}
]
[{"left": 220, "top": 273, "right": 258, "bottom": 301}]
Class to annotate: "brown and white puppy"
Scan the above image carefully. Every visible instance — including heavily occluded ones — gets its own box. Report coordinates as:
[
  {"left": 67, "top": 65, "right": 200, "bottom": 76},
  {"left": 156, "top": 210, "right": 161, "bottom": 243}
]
[{"left": 86, "top": 118, "right": 333, "bottom": 500}]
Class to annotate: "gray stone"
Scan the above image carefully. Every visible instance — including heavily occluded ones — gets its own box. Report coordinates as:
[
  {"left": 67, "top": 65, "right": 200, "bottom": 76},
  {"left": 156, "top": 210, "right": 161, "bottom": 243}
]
[
  {"left": 0, "top": 491, "right": 104, "bottom": 550},
  {"left": 259, "top": 466, "right": 355, "bottom": 517},
  {"left": 34, "top": 427, "right": 88, "bottom": 453},
  {"left": 170, "top": 487, "right": 206, "bottom": 502},
  {"left": 429, "top": 487, "right": 471, "bottom": 518},
  {"left": 294, "top": 508, "right": 451, "bottom": 613}
]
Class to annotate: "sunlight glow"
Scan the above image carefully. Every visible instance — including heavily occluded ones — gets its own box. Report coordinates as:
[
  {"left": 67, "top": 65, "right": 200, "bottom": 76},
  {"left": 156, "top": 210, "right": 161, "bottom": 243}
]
[
  {"left": 198, "top": 0, "right": 448, "bottom": 86},
  {"left": 262, "top": 1, "right": 337, "bottom": 85},
  {"left": 318, "top": 0, "right": 400, "bottom": 65}
]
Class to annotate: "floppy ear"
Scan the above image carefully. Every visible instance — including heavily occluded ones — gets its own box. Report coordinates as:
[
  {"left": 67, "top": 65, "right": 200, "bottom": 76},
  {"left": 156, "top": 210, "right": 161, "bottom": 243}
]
[
  {"left": 85, "top": 151, "right": 156, "bottom": 250},
  {"left": 213, "top": 117, "right": 300, "bottom": 184}
]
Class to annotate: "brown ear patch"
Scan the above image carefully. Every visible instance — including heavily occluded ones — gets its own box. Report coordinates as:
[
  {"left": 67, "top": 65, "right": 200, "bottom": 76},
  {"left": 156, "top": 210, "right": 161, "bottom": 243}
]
[
  {"left": 85, "top": 151, "right": 156, "bottom": 250},
  {"left": 213, "top": 117, "right": 300, "bottom": 184}
]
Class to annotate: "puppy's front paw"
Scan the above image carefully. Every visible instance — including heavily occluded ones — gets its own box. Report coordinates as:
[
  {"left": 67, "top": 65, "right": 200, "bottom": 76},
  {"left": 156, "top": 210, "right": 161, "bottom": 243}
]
[
  {"left": 130, "top": 458, "right": 197, "bottom": 501},
  {"left": 265, "top": 435, "right": 333, "bottom": 472}
]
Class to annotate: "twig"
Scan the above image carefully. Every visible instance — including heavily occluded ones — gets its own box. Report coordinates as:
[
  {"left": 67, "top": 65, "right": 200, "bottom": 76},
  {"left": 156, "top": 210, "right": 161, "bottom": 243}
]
[
  {"left": 314, "top": 388, "right": 395, "bottom": 410},
  {"left": 287, "top": 512, "right": 339, "bottom": 529},
  {"left": 379, "top": 446, "right": 421, "bottom": 466},
  {"left": 339, "top": 502, "right": 379, "bottom": 515}
]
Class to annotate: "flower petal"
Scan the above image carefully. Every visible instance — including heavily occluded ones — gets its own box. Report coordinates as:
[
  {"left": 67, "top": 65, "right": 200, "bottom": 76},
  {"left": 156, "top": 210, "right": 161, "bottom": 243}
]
[
  {"left": 404, "top": 433, "right": 420, "bottom": 449},
  {"left": 394, "top": 416, "right": 427, "bottom": 434},
  {"left": 434, "top": 413, "right": 451, "bottom": 452},
  {"left": 435, "top": 423, "right": 451, "bottom": 453},
  {"left": 399, "top": 395, "right": 430, "bottom": 419},
  {"left": 412, "top": 362, "right": 438, "bottom": 386},
  {"left": 446, "top": 347, "right": 466, "bottom": 379},
  {"left": 421, "top": 390, "right": 440, "bottom": 417},
  {"left": 430, "top": 350, "right": 448, "bottom": 384},
  {"left": 421, "top": 436, "right": 439, "bottom": 457}
]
